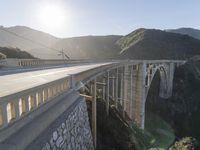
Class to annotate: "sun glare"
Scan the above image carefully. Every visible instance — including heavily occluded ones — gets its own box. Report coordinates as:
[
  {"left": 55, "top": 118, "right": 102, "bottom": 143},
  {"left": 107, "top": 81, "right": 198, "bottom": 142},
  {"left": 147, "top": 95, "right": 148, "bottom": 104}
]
[{"left": 37, "top": 3, "right": 69, "bottom": 34}]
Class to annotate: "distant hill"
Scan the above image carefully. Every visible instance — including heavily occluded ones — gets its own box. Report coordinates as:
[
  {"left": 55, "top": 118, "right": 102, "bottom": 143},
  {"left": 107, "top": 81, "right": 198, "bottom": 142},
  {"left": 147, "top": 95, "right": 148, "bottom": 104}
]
[
  {"left": 0, "top": 47, "right": 34, "bottom": 59},
  {"left": 0, "top": 26, "right": 122, "bottom": 59},
  {"left": 1, "top": 26, "right": 200, "bottom": 60},
  {"left": 117, "top": 28, "right": 200, "bottom": 59},
  {"left": 54, "top": 35, "right": 121, "bottom": 59},
  {"left": 167, "top": 28, "right": 200, "bottom": 40}
]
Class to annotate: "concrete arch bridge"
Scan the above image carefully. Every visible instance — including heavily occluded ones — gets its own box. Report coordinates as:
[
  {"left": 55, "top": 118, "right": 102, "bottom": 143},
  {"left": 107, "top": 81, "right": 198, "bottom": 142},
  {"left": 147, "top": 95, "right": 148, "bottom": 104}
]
[{"left": 0, "top": 59, "right": 185, "bottom": 150}]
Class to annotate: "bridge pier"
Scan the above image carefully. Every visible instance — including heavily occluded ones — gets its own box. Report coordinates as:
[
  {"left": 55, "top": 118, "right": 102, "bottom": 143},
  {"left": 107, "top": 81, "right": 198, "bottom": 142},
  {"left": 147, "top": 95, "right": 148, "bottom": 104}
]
[
  {"left": 115, "top": 68, "right": 119, "bottom": 109},
  {"left": 106, "top": 71, "right": 110, "bottom": 116},
  {"left": 159, "top": 62, "right": 175, "bottom": 98},
  {"left": 91, "top": 78, "right": 97, "bottom": 149}
]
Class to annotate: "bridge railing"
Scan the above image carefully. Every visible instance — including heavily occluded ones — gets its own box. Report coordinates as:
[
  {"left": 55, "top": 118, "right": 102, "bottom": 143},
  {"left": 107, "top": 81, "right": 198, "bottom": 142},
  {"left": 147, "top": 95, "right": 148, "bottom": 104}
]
[
  {"left": 0, "top": 58, "right": 186, "bottom": 68},
  {"left": 0, "top": 76, "right": 72, "bottom": 138},
  {"left": 0, "top": 58, "right": 117, "bottom": 68}
]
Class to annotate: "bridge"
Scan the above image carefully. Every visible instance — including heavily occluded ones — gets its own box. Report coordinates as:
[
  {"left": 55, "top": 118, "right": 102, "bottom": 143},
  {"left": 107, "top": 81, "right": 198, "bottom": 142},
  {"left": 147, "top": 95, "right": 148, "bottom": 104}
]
[{"left": 0, "top": 59, "right": 185, "bottom": 150}]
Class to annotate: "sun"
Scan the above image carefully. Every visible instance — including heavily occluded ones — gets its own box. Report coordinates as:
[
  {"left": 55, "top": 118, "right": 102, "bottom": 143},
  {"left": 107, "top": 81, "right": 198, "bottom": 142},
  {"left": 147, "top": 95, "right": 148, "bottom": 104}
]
[{"left": 37, "top": 3, "right": 69, "bottom": 34}]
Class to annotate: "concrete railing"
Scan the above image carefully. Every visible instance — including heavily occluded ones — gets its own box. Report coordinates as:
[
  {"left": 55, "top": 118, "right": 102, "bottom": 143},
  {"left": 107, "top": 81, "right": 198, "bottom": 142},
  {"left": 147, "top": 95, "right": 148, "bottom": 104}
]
[
  {"left": 0, "top": 59, "right": 72, "bottom": 67},
  {"left": 0, "top": 75, "right": 73, "bottom": 141},
  {"left": 0, "top": 58, "right": 186, "bottom": 68},
  {"left": 0, "top": 58, "right": 117, "bottom": 68},
  {"left": 0, "top": 62, "right": 117, "bottom": 142}
]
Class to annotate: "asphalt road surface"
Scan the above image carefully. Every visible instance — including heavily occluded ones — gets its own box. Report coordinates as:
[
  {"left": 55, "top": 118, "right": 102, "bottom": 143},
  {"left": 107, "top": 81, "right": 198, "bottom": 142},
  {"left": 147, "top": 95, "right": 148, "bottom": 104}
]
[{"left": 0, "top": 63, "right": 111, "bottom": 98}]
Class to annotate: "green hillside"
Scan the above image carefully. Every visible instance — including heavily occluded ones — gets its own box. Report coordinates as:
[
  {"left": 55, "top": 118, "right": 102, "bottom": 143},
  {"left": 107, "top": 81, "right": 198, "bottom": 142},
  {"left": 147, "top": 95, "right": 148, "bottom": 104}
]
[{"left": 117, "top": 28, "right": 200, "bottom": 59}]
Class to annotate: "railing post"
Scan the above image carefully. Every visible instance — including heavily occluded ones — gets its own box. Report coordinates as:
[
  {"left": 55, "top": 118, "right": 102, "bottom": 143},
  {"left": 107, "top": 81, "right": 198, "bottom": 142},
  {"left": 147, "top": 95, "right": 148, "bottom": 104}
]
[
  {"left": 92, "top": 78, "right": 97, "bottom": 148},
  {"left": 1, "top": 103, "right": 8, "bottom": 127},
  {"left": 25, "top": 95, "right": 29, "bottom": 111},
  {"left": 14, "top": 100, "right": 20, "bottom": 119}
]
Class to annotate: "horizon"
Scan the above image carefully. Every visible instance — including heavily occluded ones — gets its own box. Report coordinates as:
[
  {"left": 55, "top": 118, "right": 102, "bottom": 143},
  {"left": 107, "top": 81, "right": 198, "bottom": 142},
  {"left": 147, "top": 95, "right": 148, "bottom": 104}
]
[{"left": 0, "top": 0, "right": 200, "bottom": 38}]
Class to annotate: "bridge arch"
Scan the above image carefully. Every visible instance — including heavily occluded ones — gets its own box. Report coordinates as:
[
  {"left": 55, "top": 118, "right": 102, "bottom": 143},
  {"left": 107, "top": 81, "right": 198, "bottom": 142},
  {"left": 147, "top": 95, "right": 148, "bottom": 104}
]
[{"left": 145, "top": 65, "right": 169, "bottom": 100}]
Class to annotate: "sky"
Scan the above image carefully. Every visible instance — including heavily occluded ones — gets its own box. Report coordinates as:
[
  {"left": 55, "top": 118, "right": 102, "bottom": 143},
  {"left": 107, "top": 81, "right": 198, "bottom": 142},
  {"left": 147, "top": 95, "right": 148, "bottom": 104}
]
[{"left": 0, "top": 0, "right": 199, "bottom": 38}]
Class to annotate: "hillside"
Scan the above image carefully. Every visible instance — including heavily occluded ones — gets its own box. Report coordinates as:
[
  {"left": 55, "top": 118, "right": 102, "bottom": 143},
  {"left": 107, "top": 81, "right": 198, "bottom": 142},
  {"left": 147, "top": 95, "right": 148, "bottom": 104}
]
[
  {"left": 117, "top": 28, "right": 200, "bottom": 59},
  {"left": 1, "top": 26, "right": 200, "bottom": 60},
  {"left": 0, "top": 26, "right": 59, "bottom": 58},
  {"left": 54, "top": 35, "right": 121, "bottom": 59},
  {"left": 0, "top": 26, "right": 121, "bottom": 59},
  {"left": 167, "top": 28, "right": 200, "bottom": 40},
  {"left": 0, "top": 47, "right": 34, "bottom": 59}
]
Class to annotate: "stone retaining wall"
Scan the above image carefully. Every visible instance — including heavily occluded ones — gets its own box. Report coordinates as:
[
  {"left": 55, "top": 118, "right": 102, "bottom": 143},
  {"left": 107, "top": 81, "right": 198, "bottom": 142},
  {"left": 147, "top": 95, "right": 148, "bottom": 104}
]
[{"left": 28, "top": 98, "right": 94, "bottom": 150}]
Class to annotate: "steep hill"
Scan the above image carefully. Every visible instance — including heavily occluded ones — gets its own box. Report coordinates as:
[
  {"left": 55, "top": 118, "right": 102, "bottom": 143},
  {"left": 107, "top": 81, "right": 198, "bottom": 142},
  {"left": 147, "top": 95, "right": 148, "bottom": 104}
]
[
  {"left": 167, "top": 28, "right": 200, "bottom": 40},
  {"left": 117, "top": 28, "right": 200, "bottom": 59}
]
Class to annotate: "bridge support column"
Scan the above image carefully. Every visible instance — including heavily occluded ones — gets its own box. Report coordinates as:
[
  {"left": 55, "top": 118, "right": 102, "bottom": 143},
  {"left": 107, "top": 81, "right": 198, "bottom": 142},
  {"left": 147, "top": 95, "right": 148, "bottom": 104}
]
[
  {"left": 112, "top": 76, "right": 115, "bottom": 101},
  {"left": 130, "top": 66, "right": 134, "bottom": 120},
  {"left": 132, "top": 63, "right": 146, "bottom": 129},
  {"left": 159, "top": 63, "right": 175, "bottom": 98},
  {"left": 115, "top": 68, "right": 119, "bottom": 109},
  {"left": 123, "top": 65, "right": 133, "bottom": 118},
  {"left": 91, "top": 78, "right": 97, "bottom": 148},
  {"left": 106, "top": 71, "right": 110, "bottom": 115},
  {"left": 121, "top": 67, "right": 126, "bottom": 118},
  {"left": 167, "top": 63, "right": 175, "bottom": 97},
  {"left": 102, "top": 77, "right": 106, "bottom": 101}
]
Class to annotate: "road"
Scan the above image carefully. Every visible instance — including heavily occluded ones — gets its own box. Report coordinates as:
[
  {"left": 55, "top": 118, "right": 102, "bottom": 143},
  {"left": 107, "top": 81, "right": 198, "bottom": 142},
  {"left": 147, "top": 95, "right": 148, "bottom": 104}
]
[{"left": 0, "top": 63, "right": 111, "bottom": 98}]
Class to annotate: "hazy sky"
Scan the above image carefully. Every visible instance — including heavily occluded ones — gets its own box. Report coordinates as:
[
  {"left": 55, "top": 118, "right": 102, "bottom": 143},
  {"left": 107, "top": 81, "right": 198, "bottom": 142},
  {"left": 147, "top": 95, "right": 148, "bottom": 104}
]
[{"left": 0, "top": 0, "right": 199, "bottom": 38}]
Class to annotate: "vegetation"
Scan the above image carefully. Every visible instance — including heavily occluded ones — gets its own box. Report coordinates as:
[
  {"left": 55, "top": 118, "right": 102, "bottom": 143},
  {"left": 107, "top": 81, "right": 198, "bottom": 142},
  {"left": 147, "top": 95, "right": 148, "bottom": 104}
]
[
  {"left": 2, "top": 26, "right": 200, "bottom": 60},
  {"left": 117, "top": 28, "right": 200, "bottom": 60},
  {"left": 0, "top": 47, "right": 34, "bottom": 59},
  {"left": 169, "top": 137, "right": 200, "bottom": 150}
]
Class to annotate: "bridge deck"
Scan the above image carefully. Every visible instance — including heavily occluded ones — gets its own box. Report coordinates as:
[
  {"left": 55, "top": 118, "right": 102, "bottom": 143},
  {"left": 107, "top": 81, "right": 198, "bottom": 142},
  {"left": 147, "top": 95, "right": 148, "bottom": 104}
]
[{"left": 0, "top": 63, "right": 111, "bottom": 98}]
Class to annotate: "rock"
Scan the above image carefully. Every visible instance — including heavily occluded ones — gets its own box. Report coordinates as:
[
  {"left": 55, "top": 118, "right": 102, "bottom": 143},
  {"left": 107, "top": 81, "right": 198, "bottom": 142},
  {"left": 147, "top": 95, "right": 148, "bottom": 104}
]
[
  {"left": 169, "top": 137, "right": 200, "bottom": 150},
  {"left": 53, "top": 131, "right": 58, "bottom": 141},
  {"left": 56, "top": 136, "right": 64, "bottom": 147}
]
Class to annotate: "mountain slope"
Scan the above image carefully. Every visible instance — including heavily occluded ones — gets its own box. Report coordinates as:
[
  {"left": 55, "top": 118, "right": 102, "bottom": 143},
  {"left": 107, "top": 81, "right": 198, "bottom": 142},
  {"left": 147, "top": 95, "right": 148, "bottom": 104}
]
[
  {"left": 0, "top": 26, "right": 59, "bottom": 58},
  {"left": 117, "top": 28, "right": 200, "bottom": 59},
  {"left": 1, "top": 26, "right": 200, "bottom": 60},
  {"left": 0, "top": 26, "right": 122, "bottom": 59},
  {"left": 54, "top": 35, "right": 121, "bottom": 59},
  {"left": 167, "top": 28, "right": 200, "bottom": 40}
]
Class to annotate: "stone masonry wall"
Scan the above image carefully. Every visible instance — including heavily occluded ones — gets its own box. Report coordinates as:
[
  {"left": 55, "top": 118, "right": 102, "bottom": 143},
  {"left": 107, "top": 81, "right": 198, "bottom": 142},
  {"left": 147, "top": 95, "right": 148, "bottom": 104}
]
[{"left": 28, "top": 97, "right": 94, "bottom": 150}]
